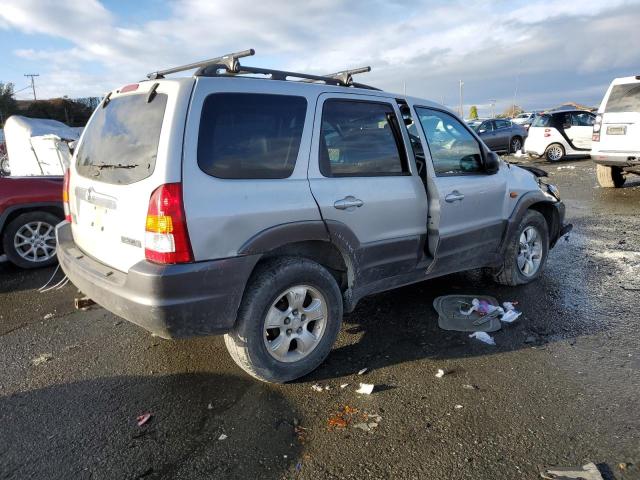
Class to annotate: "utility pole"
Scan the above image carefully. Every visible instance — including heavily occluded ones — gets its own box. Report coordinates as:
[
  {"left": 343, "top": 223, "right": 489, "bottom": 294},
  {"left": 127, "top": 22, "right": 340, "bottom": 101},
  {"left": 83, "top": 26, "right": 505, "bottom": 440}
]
[
  {"left": 24, "top": 74, "right": 39, "bottom": 101},
  {"left": 490, "top": 99, "right": 496, "bottom": 119},
  {"left": 459, "top": 80, "right": 464, "bottom": 118}
]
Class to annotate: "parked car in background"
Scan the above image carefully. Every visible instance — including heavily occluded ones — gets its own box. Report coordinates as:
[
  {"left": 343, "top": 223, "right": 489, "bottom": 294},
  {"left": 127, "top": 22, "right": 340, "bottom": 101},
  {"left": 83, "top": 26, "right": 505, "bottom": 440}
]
[
  {"left": 524, "top": 109, "right": 595, "bottom": 162},
  {"left": 467, "top": 118, "right": 527, "bottom": 153},
  {"left": 57, "top": 50, "right": 570, "bottom": 383},
  {"left": 591, "top": 75, "right": 640, "bottom": 188},
  {"left": 0, "top": 176, "right": 63, "bottom": 268},
  {"left": 512, "top": 112, "right": 537, "bottom": 126}
]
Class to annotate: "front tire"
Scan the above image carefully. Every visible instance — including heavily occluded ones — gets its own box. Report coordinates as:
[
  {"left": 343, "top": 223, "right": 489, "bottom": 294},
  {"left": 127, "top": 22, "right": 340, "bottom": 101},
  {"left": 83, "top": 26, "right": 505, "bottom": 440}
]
[
  {"left": 545, "top": 143, "right": 565, "bottom": 162},
  {"left": 596, "top": 164, "right": 625, "bottom": 188},
  {"left": 510, "top": 136, "right": 523, "bottom": 154},
  {"left": 494, "top": 210, "right": 549, "bottom": 286},
  {"left": 224, "top": 257, "right": 343, "bottom": 383},
  {"left": 2, "top": 211, "right": 60, "bottom": 269}
]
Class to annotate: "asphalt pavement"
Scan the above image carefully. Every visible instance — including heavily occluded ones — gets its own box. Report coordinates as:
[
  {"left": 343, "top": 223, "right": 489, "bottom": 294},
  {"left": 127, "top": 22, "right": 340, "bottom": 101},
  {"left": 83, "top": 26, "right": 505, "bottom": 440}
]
[{"left": 1, "top": 157, "right": 639, "bottom": 480}]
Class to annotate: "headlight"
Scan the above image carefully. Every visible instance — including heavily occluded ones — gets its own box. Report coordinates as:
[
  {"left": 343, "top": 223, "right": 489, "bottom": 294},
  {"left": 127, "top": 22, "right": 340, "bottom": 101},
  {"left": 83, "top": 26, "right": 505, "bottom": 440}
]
[{"left": 546, "top": 183, "right": 560, "bottom": 200}]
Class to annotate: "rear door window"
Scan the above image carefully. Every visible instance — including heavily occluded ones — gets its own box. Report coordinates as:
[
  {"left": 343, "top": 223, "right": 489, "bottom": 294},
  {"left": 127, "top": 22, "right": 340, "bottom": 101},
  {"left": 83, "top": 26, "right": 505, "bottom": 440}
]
[
  {"left": 198, "top": 93, "right": 307, "bottom": 179},
  {"left": 532, "top": 115, "right": 551, "bottom": 127},
  {"left": 319, "top": 100, "right": 408, "bottom": 177},
  {"left": 571, "top": 112, "right": 595, "bottom": 126},
  {"left": 494, "top": 119, "right": 510, "bottom": 130},
  {"left": 605, "top": 83, "right": 640, "bottom": 113},
  {"left": 76, "top": 93, "right": 168, "bottom": 185}
]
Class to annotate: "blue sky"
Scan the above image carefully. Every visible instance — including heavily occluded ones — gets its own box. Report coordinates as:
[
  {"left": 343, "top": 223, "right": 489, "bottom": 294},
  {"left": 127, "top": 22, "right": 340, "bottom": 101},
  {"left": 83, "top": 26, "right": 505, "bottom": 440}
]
[{"left": 1, "top": 0, "right": 639, "bottom": 116}]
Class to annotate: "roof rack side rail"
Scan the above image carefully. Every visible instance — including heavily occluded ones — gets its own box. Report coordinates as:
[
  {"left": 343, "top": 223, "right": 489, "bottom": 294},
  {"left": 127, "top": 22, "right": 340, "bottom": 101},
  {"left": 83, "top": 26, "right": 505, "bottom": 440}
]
[{"left": 147, "top": 49, "right": 255, "bottom": 79}]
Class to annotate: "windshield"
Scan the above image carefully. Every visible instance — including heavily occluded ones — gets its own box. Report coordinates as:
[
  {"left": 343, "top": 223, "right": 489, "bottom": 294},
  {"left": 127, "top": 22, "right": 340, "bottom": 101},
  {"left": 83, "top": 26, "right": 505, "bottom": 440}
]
[
  {"left": 516, "top": 113, "right": 529, "bottom": 119},
  {"left": 466, "top": 120, "right": 483, "bottom": 132},
  {"left": 76, "top": 93, "right": 168, "bottom": 185},
  {"left": 605, "top": 83, "right": 640, "bottom": 113}
]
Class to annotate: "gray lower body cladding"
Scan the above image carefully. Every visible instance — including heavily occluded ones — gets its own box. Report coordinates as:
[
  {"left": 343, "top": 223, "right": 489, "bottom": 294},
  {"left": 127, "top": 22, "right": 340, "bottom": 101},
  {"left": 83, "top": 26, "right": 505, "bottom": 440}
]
[{"left": 56, "top": 221, "right": 259, "bottom": 339}]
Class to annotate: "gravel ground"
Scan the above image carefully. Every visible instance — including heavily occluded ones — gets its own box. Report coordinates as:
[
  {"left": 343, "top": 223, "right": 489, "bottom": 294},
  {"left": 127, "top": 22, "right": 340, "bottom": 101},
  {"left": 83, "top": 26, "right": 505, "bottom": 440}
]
[{"left": 0, "top": 157, "right": 639, "bottom": 480}]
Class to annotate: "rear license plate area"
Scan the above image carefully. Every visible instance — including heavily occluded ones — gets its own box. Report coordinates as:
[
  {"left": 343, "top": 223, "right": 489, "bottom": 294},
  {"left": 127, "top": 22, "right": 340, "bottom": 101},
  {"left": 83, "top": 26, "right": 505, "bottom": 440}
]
[{"left": 606, "top": 126, "right": 627, "bottom": 135}]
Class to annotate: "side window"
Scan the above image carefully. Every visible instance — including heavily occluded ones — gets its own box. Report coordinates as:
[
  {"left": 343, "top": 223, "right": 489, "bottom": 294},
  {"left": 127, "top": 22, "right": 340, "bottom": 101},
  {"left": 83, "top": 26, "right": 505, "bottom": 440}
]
[
  {"left": 495, "top": 119, "right": 510, "bottom": 130},
  {"left": 198, "top": 93, "right": 307, "bottom": 179},
  {"left": 319, "top": 100, "right": 408, "bottom": 177},
  {"left": 571, "top": 112, "right": 595, "bottom": 126},
  {"left": 415, "top": 107, "right": 483, "bottom": 175}
]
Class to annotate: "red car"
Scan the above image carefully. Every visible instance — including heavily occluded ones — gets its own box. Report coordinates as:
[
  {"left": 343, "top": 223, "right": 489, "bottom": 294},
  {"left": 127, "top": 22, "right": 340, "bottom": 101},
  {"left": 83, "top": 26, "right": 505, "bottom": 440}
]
[{"left": 0, "top": 176, "right": 64, "bottom": 268}]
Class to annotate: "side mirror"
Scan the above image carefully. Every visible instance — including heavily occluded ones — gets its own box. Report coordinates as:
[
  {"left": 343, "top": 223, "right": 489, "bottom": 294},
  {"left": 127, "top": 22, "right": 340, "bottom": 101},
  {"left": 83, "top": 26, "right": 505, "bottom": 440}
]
[{"left": 485, "top": 151, "right": 500, "bottom": 174}]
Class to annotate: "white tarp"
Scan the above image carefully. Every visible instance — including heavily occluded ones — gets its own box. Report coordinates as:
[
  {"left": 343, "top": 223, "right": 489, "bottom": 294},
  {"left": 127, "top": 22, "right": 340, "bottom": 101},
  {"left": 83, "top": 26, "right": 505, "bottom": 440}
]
[{"left": 4, "top": 115, "right": 83, "bottom": 176}]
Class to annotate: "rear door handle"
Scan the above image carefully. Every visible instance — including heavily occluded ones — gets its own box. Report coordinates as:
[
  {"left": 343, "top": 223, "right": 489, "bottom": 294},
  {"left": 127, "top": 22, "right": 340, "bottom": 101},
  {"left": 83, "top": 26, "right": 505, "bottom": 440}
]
[
  {"left": 445, "top": 191, "right": 465, "bottom": 203},
  {"left": 334, "top": 196, "right": 364, "bottom": 210}
]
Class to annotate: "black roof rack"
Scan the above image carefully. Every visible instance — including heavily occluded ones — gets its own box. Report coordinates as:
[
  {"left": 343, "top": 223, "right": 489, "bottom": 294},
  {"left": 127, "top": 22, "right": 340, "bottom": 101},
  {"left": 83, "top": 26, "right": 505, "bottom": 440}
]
[{"left": 146, "top": 49, "right": 378, "bottom": 90}]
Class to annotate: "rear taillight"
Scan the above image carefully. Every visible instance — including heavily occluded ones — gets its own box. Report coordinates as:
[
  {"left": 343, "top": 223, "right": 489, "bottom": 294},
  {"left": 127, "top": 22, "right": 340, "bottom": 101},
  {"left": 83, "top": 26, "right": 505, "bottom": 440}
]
[
  {"left": 145, "top": 183, "right": 193, "bottom": 264},
  {"left": 544, "top": 128, "right": 551, "bottom": 138},
  {"left": 592, "top": 114, "right": 602, "bottom": 142},
  {"left": 62, "top": 168, "right": 71, "bottom": 222}
]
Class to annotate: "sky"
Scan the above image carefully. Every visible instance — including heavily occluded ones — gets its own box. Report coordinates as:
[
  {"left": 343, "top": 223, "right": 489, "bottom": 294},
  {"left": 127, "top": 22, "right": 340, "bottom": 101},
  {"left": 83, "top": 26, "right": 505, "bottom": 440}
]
[{"left": 1, "top": 0, "right": 639, "bottom": 117}]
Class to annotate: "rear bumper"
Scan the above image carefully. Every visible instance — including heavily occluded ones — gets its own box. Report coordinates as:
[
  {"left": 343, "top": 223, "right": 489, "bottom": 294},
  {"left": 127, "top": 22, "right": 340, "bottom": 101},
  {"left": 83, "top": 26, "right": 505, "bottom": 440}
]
[
  {"left": 591, "top": 151, "right": 640, "bottom": 167},
  {"left": 56, "top": 221, "right": 259, "bottom": 339}
]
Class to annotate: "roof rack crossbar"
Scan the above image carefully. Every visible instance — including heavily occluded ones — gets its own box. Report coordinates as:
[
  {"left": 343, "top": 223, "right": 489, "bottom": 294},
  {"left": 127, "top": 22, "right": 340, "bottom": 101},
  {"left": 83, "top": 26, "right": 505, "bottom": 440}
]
[
  {"left": 198, "top": 64, "right": 380, "bottom": 90},
  {"left": 147, "top": 49, "right": 255, "bottom": 79},
  {"left": 302, "top": 66, "right": 372, "bottom": 86}
]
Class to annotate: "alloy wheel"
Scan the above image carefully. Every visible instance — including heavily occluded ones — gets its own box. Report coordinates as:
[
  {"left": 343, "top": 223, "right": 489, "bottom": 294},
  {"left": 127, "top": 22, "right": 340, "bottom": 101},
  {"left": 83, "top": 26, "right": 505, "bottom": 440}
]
[
  {"left": 13, "top": 221, "right": 57, "bottom": 263},
  {"left": 517, "top": 226, "right": 542, "bottom": 277}
]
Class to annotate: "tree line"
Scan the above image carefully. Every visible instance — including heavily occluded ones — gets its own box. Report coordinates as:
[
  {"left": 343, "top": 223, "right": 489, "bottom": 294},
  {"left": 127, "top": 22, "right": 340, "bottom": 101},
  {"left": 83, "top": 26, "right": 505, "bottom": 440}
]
[{"left": 0, "top": 82, "right": 100, "bottom": 128}]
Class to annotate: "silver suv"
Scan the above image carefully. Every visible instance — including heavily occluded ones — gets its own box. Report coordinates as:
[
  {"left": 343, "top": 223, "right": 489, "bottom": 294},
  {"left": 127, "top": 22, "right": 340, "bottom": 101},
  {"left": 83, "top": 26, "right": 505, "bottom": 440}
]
[{"left": 57, "top": 50, "right": 571, "bottom": 383}]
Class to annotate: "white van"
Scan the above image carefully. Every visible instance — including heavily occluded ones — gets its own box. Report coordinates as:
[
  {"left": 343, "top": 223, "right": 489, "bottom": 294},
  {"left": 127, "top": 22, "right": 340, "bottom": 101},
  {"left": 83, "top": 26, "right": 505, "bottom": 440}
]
[{"left": 591, "top": 75, "right": 640, "bottom": 187}]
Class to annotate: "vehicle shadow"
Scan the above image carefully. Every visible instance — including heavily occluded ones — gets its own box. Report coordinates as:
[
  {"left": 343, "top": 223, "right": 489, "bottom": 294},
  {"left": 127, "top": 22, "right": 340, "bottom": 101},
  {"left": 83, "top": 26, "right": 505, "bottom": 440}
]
[
  {"left": 0, "top": 373, "right": 301, "bottom": 480},
  {"left": 307, "top": 238, "right": 602, "bottom": 382},
  {"left": 0, "top": 262, "right": 64, "bottom": 294}
]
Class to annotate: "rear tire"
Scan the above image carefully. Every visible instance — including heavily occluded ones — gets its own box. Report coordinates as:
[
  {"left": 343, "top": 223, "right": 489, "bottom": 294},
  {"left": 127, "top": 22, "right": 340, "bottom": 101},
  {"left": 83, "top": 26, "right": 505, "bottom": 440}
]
[
  {"left": 510, "top": 136, "right": 523, "bottom": 154},
  {"left": 545, "top": 143, "right": 565, "bottom": 162},
  {"left": 596, "top": 164, "right": 625, "bottom": 188},
  {"left": 493, "top": 210, "right": 549, "bottom": 286},
  {"left": 2, "top": 211, "right": 60, "bottom": 269},
  {"left": 224, "top": 257, "right": 343, "bottom": 383}
]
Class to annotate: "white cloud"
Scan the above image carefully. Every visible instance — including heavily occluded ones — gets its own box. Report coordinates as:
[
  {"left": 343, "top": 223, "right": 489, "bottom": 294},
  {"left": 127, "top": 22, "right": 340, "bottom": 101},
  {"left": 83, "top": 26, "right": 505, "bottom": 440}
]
[{"left": 1, "top": 0, "right": 639, "bottom": 112}]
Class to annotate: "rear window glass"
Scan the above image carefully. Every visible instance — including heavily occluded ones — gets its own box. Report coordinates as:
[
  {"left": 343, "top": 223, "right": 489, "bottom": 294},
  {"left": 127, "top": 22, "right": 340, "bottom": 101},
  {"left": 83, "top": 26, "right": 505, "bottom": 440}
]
[
  {"left": 198, "top": 93, "right": 307, "bottom": 179},
  {"left": 76, "top": 93, "right": 167, "bottom": 185},
  {"left": 605, "top": 83, "right": 640, "bottom": 113},
  {"left": 532, "top": 114, "right": 551, "bottom": 127}
]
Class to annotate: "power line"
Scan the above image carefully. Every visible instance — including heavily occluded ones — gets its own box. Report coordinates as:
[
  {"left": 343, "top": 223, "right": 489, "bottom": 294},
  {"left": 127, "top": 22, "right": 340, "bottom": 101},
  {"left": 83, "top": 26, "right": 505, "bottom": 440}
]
[{"left": 24, "top": 73, "right": 39, "bottom": 100}]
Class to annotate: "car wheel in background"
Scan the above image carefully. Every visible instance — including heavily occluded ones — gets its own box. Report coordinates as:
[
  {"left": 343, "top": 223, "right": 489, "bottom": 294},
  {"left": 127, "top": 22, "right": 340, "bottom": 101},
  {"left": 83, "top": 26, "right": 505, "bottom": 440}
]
[
  {"left": 596, "top": 164, "right": 625, "bottom": 188},
  {"left": 2, "top": 211, "right": 60, "bottom": 269},
  {"left": 544, "top": 143, "right": 565, "bottom": 162},
  {"left": 510, "top": 136, "right": 523, "bottom": 153},
  {"left": 493, "top": 210, "right": 549, "bottom": 286},
  {"left": 224, "top": 257, "right": 343, "bottom": 383}
]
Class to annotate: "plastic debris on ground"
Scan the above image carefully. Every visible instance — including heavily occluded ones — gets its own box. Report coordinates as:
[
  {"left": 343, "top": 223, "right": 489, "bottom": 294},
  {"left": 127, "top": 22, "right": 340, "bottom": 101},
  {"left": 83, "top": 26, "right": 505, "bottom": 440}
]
[
  {"left": 327, "top": 405, "right": 359, "bottom": 429},
  {"left": 433, "top": 295, "right": 522, "bottom": 333},
  {"left": 469, "top": 331, "right": 496, "bottom": 345},
  {"left": 539, "top": 462, "right": 603, "bottom": 480},
  {"left": 311, "top": 384, "right": 324, "bottom": 392},
  {"left": 356, "top": 383, "right": 375, "bottom": 395},
  {"left": 328, "top": 406, "right": 382, "bottom": 432},
  {"left": 218, "top": 433, "right": 228, "bottom": 441},
  {"left": 31, "top": 353, "right": 53, "bottom": 366},
  {"left": 454, "top": 404, "right": 463, "bottom": 409},
  {"left": 43, "top": 313, "right": 54, "bottom": 320},
  {"left": 340, "top": 383, "right": 349, "bottom": 389},
  {"left": 136, "top": 413, "right": 152, "bottom": 427},
  {"left": 357, "top": 368, "right": 368, "bottom": 375},
  {"left": 435, "top": 369, "right": 446, "bottom": 378}
]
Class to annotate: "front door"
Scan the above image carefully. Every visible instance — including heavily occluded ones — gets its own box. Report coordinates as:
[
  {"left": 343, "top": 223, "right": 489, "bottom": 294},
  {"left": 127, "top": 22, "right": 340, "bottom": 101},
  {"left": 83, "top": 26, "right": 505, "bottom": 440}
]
[
  {"left": 409, "top": 105, "right": 508, "bottom": 274},
  {"left": 308, "top": 93, "right": 428, "bottom": 285},
  {"left": 567, "top": 111, "right": 595, "bottom": 150}
]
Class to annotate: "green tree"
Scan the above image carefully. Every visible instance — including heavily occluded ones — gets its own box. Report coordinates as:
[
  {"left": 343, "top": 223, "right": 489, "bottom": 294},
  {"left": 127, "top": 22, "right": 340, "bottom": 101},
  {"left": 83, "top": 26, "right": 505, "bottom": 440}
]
[
  {"left": 0, "top": 82, "right": 18, "bottom": 127},
  {"left": 468, "top": 105, "right": 479, "bottom": 119}
]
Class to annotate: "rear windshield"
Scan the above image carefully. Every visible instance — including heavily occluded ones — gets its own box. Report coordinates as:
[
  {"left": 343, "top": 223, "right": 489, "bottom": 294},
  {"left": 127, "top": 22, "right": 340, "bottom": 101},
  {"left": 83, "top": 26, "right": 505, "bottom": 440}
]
[
  {"left": 605, "top": 83, "right": 640, "bottom": 113},
  {"left": 532, "top": 114, "right": 551, "bottom": 127},
  {"left": 76, "top": 93, "right": 168, "bottom": 184}
]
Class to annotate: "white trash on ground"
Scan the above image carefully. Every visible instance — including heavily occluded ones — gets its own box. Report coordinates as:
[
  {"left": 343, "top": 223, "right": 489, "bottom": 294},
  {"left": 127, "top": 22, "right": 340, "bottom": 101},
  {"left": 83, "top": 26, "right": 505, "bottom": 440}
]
[
  {"left": 435, "top": 369, "right": 446, "bottom": 378},
  {"left": 356, "top": 383, "right": 375, "bottom": 395},
  {"left": 469, "top": 331, "right": 496, "bottom": 345},
  {"left": 539, "top": 462, "right": 603, "bottom": 480}
]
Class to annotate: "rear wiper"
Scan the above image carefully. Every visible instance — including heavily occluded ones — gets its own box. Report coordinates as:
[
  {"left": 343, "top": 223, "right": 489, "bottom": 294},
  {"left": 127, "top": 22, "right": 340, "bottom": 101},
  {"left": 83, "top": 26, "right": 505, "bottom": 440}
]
[{"left": 95, "top": 163, "right": 139, "bottom": 170}]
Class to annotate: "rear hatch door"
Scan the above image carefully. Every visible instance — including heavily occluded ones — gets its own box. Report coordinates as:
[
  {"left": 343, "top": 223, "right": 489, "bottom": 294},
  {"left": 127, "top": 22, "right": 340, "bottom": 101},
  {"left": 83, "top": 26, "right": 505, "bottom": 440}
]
[
  {"left": 69, "top": 80, "right": 191, "bottom": 272},
  {"left": 600, "top": 81, "right": 640, "bottom": 152}
]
